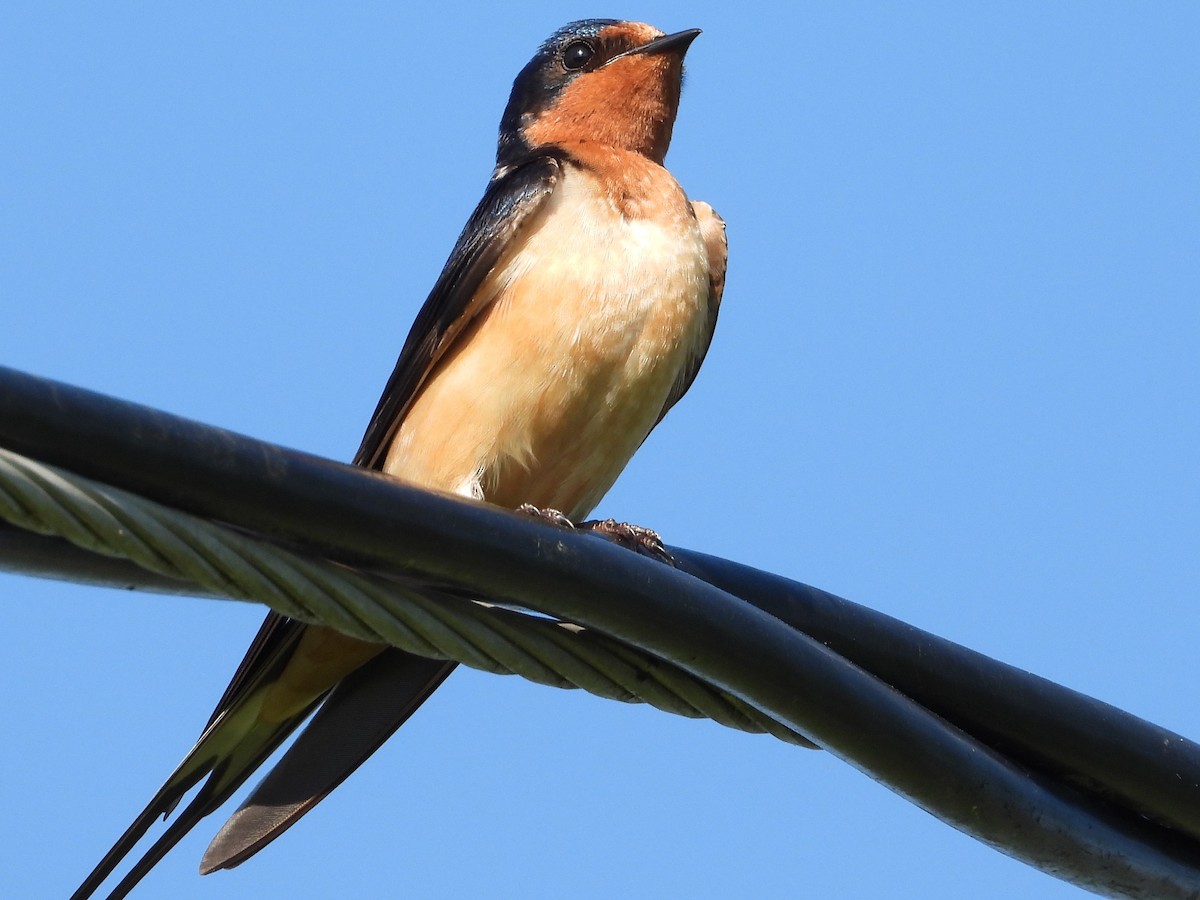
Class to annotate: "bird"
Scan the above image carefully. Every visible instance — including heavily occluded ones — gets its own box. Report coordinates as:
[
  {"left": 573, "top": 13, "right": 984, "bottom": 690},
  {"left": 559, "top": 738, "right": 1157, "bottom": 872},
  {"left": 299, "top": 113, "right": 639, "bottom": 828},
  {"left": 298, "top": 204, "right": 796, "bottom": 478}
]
[{"left": 74, "top": 18, "right": 726, "bottom": 898}]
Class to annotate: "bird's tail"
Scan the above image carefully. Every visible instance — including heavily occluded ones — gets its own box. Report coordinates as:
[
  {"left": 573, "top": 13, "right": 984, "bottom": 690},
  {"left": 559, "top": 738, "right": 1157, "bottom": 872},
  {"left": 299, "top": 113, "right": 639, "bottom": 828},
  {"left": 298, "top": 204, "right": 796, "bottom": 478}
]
[
  {"left": 72, "top": 618, "right": 454, "bottom": 899},
  {"left": 71, "top": 690, "right": 319, "bottom": 900}
]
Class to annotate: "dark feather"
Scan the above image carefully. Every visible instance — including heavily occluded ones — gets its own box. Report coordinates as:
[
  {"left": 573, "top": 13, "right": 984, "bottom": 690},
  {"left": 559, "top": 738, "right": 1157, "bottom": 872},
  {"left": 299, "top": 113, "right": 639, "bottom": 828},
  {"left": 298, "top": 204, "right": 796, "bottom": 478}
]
[
  {"left": 71, "top": 634, "right": 321, "bottom": 899},
  {"left": 656, "top": 202, "right": 727, "bottom": 425},
  {"left": 192, "top": 154, "right": 564, "bottom": 861},
  {"left": 200, "top": 651, "right": 455, "bottom": 872},
  {"left": 75, "top": 155, "right": 564, "bottom": 897},
  {"left": 355, "top": 154, "right": 563, "bottom": 469}
]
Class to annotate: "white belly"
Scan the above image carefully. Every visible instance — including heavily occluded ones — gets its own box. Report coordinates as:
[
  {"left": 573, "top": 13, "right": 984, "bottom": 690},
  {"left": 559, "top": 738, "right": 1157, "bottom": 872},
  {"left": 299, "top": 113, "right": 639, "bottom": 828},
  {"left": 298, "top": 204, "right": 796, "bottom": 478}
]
[{"left": 385, "top": 162, "right": 710, "bottom": 519}]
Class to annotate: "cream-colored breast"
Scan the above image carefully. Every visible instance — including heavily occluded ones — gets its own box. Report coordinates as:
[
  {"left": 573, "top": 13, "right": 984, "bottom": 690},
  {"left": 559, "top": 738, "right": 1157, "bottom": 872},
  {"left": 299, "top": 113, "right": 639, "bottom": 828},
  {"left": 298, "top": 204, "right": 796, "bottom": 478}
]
[{"left": 384, "top": 159, "right": 711, "bottom": 519}]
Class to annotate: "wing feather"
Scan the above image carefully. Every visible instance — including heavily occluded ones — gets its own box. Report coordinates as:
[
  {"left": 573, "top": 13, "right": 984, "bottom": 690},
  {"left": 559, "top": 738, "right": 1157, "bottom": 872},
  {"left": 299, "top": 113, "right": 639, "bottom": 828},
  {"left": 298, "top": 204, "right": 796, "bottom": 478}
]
[
  {"left": 656, "top": 200, "right": 727, "bottom": 424},
  {"left": 355, "top": 155, "right": 563, "bottom": 468},
  {"left": 75, "top": 155, "right": 563, "bottom": 897}
]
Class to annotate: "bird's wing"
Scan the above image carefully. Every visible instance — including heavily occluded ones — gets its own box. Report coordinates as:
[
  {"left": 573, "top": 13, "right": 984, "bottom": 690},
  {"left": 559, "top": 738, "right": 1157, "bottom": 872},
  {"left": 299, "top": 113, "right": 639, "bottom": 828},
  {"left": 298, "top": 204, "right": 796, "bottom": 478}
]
[
  {"left": 200, "top": 650, "right": 456, "bottom": 873},
  {"left": 355, "top": 154, "right": 564, "bottom": 468},
  {"left": 656, "top": 200, "right": 727, "bottom": 424},
  {"left": 74, "top": 155, "right": 563, "bottom": 899}
]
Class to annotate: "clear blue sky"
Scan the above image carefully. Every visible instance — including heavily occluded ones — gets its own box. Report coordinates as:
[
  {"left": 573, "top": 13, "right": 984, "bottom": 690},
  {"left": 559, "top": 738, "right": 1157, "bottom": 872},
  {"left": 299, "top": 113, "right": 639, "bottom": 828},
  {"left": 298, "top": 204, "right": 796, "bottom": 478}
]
[{"left": 4, "top": 3, "right": 1198, "bottom": 898}]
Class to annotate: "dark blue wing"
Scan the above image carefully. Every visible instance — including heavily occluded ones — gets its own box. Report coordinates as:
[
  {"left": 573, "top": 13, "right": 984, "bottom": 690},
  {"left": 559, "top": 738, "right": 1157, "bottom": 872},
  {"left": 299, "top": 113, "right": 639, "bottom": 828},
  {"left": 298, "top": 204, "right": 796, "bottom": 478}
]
[
  {"left": 71, "top": 156, "right": 565, "bottom": 898},
  {"left": 354, "top": 155, "right": 563, "bottom": 469},
  {"left": 656, "top": 201, "right": 727, "bottom": 426},
  {"left": 191, "top": 154, "right": 561, "bottom": 869}
]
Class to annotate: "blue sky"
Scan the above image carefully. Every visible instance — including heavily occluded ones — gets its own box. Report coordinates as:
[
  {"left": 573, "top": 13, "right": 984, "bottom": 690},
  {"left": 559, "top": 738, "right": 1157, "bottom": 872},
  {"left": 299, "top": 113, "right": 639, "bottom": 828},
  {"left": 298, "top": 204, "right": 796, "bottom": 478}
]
[{"left": 3, "top": 3, "right": 1198, "bottom": 898}]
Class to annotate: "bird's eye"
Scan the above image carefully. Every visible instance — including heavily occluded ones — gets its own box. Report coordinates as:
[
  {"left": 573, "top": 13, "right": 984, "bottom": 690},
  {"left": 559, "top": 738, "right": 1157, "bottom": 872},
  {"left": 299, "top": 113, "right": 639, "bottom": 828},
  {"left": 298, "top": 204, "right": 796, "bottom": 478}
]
[{"left": 562, "top": 40, "right": 595, "bottom": 71}]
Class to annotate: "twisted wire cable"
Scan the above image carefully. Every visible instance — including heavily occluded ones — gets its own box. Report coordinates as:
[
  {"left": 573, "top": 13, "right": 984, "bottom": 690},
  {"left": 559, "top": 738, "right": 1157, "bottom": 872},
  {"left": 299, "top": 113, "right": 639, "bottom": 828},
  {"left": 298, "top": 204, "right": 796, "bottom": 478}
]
[{"left": 0, "top": 446, "right": 812, "bottom": 747}]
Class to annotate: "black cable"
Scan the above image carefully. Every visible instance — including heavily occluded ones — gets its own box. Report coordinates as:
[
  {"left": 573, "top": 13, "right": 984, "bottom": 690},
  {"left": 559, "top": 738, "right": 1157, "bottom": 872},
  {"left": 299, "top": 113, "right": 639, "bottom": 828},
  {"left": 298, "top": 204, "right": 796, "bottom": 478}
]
[{"left": 3, "top": 365, "right": 1199, "bottom": 898}]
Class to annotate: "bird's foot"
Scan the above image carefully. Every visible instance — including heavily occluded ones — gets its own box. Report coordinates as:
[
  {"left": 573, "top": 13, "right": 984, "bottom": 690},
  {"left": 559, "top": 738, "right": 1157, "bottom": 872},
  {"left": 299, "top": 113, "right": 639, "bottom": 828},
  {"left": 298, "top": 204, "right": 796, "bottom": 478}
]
[
  {"left": 578, "top": 518, "right": 675, "bottom": 567},
  {"left": 517, "top": 503, "right": 575, "bottom": 528},
  {"left": 517, "top": 505, "right": 674, "bottom": 566}
]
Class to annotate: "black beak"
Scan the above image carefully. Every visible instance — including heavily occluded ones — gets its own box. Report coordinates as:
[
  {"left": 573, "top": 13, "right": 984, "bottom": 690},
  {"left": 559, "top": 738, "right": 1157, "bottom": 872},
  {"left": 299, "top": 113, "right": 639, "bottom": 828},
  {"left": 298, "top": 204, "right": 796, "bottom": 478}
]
[{"left": 608, "top": 28, "right": 701, "bottom": 64}]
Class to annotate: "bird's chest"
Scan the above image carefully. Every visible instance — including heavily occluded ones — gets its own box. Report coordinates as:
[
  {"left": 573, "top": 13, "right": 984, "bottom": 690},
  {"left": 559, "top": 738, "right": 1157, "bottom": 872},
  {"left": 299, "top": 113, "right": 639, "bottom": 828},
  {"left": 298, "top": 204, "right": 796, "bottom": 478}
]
[
  {"left": 388, "top": 161, "right": 710, "bottom": 518},
  {"left": 475, "top": 164, "right": 708, "bottom": 511},
  {"left": 494, "top": 165, "right": 707, "bottom": 400}
]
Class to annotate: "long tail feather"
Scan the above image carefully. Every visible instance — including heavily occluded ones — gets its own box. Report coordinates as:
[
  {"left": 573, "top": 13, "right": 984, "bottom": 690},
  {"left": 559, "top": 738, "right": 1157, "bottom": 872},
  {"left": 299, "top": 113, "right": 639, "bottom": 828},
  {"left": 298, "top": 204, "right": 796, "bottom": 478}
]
[
  {"left": 202, "top": 651, "right": 456, "bottom": 872},
  {"left": 73, "top": 644, "right": 453, "bottom": 897}
]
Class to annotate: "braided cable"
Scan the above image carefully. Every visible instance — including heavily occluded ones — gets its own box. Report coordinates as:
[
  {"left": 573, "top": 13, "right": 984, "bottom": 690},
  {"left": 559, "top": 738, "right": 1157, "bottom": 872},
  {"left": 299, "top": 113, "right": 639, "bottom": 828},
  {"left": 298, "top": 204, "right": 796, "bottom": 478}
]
[{"left": 0, "top": 447, "right": 811, "bottom": 747}]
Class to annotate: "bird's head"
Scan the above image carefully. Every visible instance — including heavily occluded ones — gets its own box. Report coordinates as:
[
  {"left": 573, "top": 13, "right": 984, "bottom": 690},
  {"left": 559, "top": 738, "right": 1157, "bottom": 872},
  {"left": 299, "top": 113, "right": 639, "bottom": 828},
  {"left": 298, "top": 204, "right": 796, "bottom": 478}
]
[{"left": 498, "top": 20, "right": 700, "bottom": 168}]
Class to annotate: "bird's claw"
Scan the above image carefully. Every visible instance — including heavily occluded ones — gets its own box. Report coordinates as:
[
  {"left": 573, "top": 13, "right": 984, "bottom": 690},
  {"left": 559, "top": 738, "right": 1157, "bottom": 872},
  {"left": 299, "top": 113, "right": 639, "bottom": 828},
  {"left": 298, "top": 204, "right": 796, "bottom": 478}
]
[
  {"left": 517, "top": 506, "right": 675, "bottom": 566},
  {"left": 579, "top": 518, "right": 676, "bottom": 567},
  {"left": 517, "top": 503, "right": 574, "bottom": 529}
]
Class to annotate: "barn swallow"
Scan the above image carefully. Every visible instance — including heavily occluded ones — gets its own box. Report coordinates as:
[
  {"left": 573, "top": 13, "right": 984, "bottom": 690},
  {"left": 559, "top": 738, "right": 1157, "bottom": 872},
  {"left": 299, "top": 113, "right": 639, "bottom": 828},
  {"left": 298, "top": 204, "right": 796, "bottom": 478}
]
[{"left": 75, "top": 19, "right": 726, "bottom": 898}]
